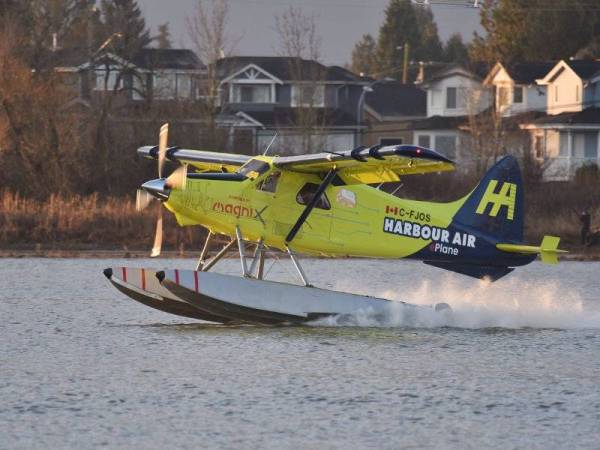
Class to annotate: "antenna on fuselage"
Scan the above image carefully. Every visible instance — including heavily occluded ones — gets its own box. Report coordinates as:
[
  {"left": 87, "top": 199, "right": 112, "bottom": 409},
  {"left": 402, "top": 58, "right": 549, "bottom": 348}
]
[{"left": 262, "top": 132, "right": 278, "bottom": 156}]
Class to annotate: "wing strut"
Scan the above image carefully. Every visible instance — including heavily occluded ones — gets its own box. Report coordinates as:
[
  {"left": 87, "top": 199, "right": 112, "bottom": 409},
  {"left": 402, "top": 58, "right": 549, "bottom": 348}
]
[{"left": 285, "top": 168, "right": 337, "bottom": 245}]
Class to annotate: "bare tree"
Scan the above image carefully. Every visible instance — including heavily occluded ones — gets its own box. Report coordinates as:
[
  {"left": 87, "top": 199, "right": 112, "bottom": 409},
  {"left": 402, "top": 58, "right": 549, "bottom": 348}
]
[
  {"left": 0, "top": 18, "right": 84, "bottom": 197},
  {"left": 274, "top": 6, "right": 327, "bottom": 154},
  {"left": 187, "top": 0, "right": 237, "bottom": 149}
]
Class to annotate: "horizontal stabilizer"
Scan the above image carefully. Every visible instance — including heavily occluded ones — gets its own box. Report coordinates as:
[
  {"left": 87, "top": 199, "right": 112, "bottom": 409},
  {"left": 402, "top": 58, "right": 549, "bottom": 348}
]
[
  {"left": 423, "top": 261, "right": 514, "bottom": 282},
  {"left": 496, "top": 235, "right": 567, "bottom": 265}
]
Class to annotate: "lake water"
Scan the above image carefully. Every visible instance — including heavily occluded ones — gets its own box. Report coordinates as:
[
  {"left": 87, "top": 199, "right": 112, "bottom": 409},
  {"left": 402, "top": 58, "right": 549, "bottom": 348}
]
[{"left": 1, "top": 257, "right": 600, "bottom": 449}]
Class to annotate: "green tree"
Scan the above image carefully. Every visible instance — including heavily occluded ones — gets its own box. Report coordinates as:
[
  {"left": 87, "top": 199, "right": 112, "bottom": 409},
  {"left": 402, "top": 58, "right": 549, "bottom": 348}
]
[
  {"left": 373, "top": 0, "right": 443, "bottom": 77},
  {"left": 156, "top": 22, "right": 172, "bottom": 49},
  {"left": 414, "top": 6, "right": 443, "bottom": 61},
  {"left": 470, "top": 0, "right": 600, "bottom": 64},
  {"left": 98, "top": 0, "right": 151, "bottom": 58},
  {"left": 350, "top": 34, "right": 376, "bottom": 76},
  {"left": 444, "top": 33, "right": 469, "bottom": 64}
]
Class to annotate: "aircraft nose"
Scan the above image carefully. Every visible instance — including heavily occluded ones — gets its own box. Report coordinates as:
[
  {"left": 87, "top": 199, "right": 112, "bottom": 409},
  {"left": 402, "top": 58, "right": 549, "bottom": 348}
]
[{"left": 141, "top": 178, "right": 170, "bottom": 200}]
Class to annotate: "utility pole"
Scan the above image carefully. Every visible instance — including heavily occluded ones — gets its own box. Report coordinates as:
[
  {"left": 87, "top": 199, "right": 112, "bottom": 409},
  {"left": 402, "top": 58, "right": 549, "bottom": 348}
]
[{"left": 402, "top": 42, "right": 410, "bottom": 84}]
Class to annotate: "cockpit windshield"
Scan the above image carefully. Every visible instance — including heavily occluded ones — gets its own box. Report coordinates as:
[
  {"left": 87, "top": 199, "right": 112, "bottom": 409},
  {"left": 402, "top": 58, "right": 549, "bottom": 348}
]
[{"left": 238, "top": 159, "right": 270, "bottom": 178}]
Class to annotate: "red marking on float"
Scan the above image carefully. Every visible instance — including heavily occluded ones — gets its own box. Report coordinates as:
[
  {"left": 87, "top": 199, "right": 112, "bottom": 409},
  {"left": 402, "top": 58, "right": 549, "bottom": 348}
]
[
  {"left": 175, "top": 269, "right": 180, "bottom": 285},
  {"left": 141, "top": 268, "right": 146, "bottom": 290},
  {"left": 194, "top": 270, "right": 199, "bottom": 293},
  {"left": 122, "top": 267, "right": 127, "bottom": 282}
]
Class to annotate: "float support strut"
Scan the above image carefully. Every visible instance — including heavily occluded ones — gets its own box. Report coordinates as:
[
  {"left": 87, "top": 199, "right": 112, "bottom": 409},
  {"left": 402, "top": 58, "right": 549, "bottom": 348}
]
[
  {"left": 287, "top": 247, "right": 311, "bottom": 287},
  {"left": 235, "top": 226, "right": 249, "bottom": 277},
  {"left": 201, "top": 238, "right": 236, "bottom": 272},
  {"left": 248, "top": 239, "right": 264, "bottom": 278},
  {"left": 195, "top": 231, "right": 213, "bottom": 271}
]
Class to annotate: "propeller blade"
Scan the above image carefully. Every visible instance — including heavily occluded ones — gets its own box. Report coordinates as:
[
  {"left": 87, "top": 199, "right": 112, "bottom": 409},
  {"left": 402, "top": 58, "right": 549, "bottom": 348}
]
[
  {"left": 166, "top": 164, "right": 187, "bottom": 190},
  {"left": 135, "top": 189, "right": 154, "bottom": 212},
  {"left": 158, "top": 123, "right": 169, "bottom": 179},
  {"left": 150, "top": 208, "right": 163, "bottom": 258}
]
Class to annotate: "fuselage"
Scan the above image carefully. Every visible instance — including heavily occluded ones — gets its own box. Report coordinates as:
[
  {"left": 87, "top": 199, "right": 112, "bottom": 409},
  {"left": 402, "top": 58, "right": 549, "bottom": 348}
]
[{"left": 162, "top": 159, "right": 533, "bottom": 268}]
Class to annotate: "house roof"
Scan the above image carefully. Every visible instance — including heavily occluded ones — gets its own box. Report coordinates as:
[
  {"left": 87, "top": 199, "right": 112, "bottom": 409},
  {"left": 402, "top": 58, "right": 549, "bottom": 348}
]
[
  {"left": 365, "top": 81, "right": 426, "bottom": 118},
  {"left": 223, "top": 106, "right": 359, "bottom": 128},
  {"left": 564, "top": 60, "right": 600, "bottom": 80},
  {"left": 216, "top": 56, "right": 365, "bottom": 82},
  {"left": 132, "top": 48, "right": 205, "bottom": 70},
  {"left": 410, "top": 115, "right": 468, "bottom": 130},
  {"left": 419, "top": 62, "right": 489, "bottom": 86},
  {"left": 529, "top": 107, "right": 600, "bottom": 125},
  {"left": 52, "top": 47, "right": 204, "bottom": 71},
  {"left": 503, "top": 62, "right": 556, "bottom": 84}
]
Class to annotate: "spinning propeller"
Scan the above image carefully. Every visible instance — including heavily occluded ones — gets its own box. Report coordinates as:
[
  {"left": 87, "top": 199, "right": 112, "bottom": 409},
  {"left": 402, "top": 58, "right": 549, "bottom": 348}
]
[{"left": 136, "top": 123, "right": 187, "bottom": 257}]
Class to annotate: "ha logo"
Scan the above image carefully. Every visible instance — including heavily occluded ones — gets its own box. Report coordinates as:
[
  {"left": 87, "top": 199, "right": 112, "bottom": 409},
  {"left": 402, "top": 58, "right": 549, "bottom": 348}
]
[{"left": 475, "top": 180, "right": 517, "bottom": 220}]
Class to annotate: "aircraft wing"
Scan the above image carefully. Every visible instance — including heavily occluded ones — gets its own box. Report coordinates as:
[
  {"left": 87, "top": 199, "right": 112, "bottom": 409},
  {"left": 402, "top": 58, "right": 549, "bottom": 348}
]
[
  {"left": 138, "top": 146, "right": 250, "bottom": 173},
  {"left": 273, "top": 145, "right": 454, "bottom": 184}
]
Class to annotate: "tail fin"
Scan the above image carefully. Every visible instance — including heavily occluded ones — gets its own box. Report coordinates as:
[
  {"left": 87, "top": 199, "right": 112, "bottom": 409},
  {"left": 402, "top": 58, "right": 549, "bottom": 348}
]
[
  {"left": 454, "top": 155, "right": 524, "bottom": 242},
  {"left": 497, "top": 235, "right": 567, "bottom": 265}
]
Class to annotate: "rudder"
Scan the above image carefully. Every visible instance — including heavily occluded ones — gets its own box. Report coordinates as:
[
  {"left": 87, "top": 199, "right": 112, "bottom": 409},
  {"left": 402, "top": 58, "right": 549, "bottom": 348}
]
[{"left": 454, "top": 155, "right": 524, "bottom": 243}]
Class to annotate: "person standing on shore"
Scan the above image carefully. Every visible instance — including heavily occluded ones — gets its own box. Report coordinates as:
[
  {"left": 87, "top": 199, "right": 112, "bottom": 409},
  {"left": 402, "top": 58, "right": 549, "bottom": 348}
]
[{"left": 579, "top": 208, "right": 591, "bottom": 245}]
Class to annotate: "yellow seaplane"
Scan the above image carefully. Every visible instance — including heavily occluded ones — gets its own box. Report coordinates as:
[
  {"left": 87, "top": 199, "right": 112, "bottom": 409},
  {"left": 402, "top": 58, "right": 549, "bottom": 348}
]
[{"left": 104, "top": 124, "right": 565, "bottom": 325}]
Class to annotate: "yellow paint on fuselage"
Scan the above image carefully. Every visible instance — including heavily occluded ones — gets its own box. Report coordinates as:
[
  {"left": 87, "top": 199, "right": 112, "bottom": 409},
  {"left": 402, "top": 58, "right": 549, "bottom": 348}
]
[{"left": 165, "top": 159, "right": 469, "bottom": 259}]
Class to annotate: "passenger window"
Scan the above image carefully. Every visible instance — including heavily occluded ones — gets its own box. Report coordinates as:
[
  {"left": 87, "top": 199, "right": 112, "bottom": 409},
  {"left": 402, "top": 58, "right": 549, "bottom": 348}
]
[
  {"left": 296, "top": 183, "right": 331, "bottom": 210},
  {"left": 258, "top": 171, "right": 280, "bottom": 193}
]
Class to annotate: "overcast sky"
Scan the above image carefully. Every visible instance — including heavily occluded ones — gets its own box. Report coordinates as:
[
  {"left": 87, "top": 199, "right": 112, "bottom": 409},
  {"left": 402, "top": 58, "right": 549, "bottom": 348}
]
[{"left": 137, "top": 0, "right": 483, "bottom": 66}]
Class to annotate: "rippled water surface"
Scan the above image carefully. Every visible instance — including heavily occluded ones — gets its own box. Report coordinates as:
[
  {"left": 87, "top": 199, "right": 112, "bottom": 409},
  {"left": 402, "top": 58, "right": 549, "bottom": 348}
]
[{"left": 1, "top": 258, "right": 600, "bottom": 449}]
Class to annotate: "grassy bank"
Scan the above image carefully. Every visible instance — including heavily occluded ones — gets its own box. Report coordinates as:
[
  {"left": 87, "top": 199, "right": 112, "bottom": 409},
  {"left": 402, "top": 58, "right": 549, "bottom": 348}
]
[
  {"left": 0, "top": 189, "right": 597, "bottom": 258},
  {"left": 0, "top": 191, "right": 207, "bottom": 253}
]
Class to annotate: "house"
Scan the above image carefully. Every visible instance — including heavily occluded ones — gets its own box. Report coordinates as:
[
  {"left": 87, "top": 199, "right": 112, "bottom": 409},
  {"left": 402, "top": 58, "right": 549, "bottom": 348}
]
[
  {"left": 362, "top": 80, "right": 427, "bottom": 147},
  {"left": 519, "top": 59, "right": 600, "bottom": 180},
  {"left": 54, "top": 47, "right": 206, "bottom": 102},
  {"left": 409, "top": 64, "right": 492, "bottom": 164},
  {"left": 483, "top": 62, "right": 554, "bottom": 116},
  {"left": 214, "top": 56, "right": 369, "bottom": 155}
]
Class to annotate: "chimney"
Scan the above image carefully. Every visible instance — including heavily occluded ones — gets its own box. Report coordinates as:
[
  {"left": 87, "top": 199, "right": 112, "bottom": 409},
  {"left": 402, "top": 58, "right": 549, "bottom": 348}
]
[
  {"left": 416, "top": 61, "right": 425, "bottom": 84},
  {"left": 52, "top": 33, "right": 58, "bottom": 52}
]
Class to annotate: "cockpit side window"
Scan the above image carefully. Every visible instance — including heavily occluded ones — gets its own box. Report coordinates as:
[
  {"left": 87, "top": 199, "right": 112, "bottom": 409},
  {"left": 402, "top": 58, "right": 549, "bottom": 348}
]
[
  {"left": 238, "top": 159, "right": 270, "bottom": 178},
  {"left": 258, "top": 171, "right": 280, "bottom": 193},
  {"left": 296, "top": 183, "right": 331, "bottom": 210}
]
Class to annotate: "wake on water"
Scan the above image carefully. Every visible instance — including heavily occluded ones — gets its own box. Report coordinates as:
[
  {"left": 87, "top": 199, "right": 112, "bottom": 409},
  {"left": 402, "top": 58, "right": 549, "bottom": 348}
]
[{"left": 310, "top": 276, "right": 600, "bottom": 330}]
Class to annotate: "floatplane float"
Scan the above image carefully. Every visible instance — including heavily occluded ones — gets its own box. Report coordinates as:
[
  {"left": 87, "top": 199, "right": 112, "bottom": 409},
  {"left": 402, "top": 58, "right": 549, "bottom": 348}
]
[{"left": 104, "top": 124, "right": 566, "bottom": 325}]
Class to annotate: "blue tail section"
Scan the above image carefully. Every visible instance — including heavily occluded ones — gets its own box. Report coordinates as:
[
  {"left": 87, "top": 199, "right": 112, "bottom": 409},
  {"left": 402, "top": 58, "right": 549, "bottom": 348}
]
[
  {"left": 454, "top": 155, "right": 524, "bottom": 243},
  {"left": 417, "top": 156, "right": 534, "bottom": 282}
]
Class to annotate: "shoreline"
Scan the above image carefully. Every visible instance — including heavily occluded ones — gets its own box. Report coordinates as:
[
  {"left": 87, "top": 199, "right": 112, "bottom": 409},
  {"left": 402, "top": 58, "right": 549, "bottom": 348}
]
[{"left": 1, "top": 247, "right": 599, "bottom": 261}]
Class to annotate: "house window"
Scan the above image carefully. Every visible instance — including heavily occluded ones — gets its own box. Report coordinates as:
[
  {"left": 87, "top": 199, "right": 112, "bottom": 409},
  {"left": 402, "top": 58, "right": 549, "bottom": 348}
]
[
  {"left": 534, "top": 135, "right": 544, "bottom": 158},
  {"left": 584, "top": 132, "right": 597, "bottom": 158},
  {"left": 418, "top": 135, "right": 431, "bottom": 148},
  {"left": 379, "top": 138, "right": 403, "bottom": 146},
  {"left": 258, "top": 171, "right": 281, "bottom": 193},
  {"left": 513, "top": 86, "right": 523, "bottom": 104},
  {"left": 154, "top": 73, "right": 176, "bottom": 99},
  {"left": 446, "top": 87, "right": 457, "bottom": 109},
  {"left": 296, "top": 183, "right": 331, "bottom": 210},
  {"left": 292, "top": 85, "right": 325, "bottom": 107},
  {"left": 234, "top": 84, "right": 272, "bottom": 103},
  {"left": 559, "top": 132, "right": 569, "bottom": 156},
  {"left": 95, "top": 70, "right": 123, "bottom": 91},
  {"left": 177, "top": 74, "right": 192, "bottom": 99},
  {"left": 132, "top": 74, "right": 145, "bottom": 100},
  {"left": 434, "top": 135, "right": 457, "bottom": 159}
]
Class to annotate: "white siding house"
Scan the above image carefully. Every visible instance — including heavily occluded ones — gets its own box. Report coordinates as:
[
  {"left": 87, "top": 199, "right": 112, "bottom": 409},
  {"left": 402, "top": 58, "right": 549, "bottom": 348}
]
[
  {"left": 483, "top": 62, "right": 552, "bottom": 117},
  {"left": 411, "top": 64, "right": 491, "bottom": 165},
  {"left": 421, "top": 65, "right": 491, "bottom": 118},
  {"left": 519, "top": 60, "right": 600, "bottom": 180}
]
